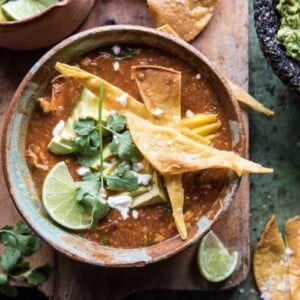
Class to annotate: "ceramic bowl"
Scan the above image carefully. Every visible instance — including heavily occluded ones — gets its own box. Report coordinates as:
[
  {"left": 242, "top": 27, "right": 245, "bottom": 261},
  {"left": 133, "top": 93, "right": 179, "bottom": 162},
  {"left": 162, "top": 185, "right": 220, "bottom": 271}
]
[
  {"left": 254, "top": 0, "right": 300, "bottom": 94},
  {"left": 0, "top": 0, "right": 94, "bottom": 50},
  {"left": 2, "top": 25, "right": 245, "bottom": 267}
]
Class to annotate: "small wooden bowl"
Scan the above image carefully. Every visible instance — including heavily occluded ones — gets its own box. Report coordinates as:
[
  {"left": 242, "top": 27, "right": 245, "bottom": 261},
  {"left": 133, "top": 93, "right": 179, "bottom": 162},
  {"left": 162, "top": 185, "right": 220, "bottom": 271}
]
[
  {"left": 0, "top": 0, "right": 94, "bottom": 50},
  {"left": 2, "top": 26, "right": 245, "bottom": 267},
  {"left": 254, "top": 0, "right": 300, "bottom": 94}
]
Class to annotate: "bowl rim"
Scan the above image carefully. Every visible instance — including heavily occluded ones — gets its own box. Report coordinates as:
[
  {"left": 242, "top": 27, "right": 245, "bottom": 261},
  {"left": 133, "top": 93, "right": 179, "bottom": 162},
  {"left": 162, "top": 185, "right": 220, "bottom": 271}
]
[
  {"left": 2, "top": 25, "right": 245, "bottom": 267},
  {"left": 0, "top": 0, "right": 69, "bottom": 26}
]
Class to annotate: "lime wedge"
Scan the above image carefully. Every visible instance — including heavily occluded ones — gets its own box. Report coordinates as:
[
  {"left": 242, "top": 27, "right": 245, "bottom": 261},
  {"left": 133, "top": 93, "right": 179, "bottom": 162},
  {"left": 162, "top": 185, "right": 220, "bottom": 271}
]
[
  {"left": 0, "top": 8, "right": 8, "bottom": 22},
  {"left": 198, "top": 231, "right": 238, "bottom": 282},
  {"left": 2, "top": 0, "right": 57, "bottom": 21},
  {"left": 42, "top": 161, "right": 93, "bottom": 230}
]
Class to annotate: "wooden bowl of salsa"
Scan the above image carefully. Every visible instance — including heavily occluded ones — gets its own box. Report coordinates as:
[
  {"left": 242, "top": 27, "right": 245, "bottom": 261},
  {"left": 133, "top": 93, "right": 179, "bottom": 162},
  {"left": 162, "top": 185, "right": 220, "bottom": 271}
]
[{"left": 2, "top": 25, "right": 246, "bottom": 267}]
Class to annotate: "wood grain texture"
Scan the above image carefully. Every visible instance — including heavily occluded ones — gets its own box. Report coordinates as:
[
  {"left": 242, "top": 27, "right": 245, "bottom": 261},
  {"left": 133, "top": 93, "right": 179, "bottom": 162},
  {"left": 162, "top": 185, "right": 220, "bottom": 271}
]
[{"left": 0, "top": 0, "right": 248, "bottom": 299}]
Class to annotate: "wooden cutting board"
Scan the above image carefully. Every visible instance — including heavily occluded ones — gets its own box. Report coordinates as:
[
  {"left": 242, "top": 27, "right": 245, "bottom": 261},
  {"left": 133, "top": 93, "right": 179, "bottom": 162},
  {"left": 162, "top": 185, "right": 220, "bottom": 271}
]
[{"left": 0, "top": 1, "right": 249, "bottom": 299}]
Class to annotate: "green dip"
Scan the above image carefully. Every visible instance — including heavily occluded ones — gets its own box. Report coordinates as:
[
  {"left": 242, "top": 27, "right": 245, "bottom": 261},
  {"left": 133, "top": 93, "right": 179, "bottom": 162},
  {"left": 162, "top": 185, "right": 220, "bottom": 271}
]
[{"left": 276, "top": 0, "right": 300, "bottom": 62}]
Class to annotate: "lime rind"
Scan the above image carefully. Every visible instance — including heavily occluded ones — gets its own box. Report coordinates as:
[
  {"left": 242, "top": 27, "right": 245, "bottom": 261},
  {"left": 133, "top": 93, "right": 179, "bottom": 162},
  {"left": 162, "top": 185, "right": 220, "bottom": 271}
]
[
  {"left": 42, "top": 161, "right": 93, "bottom": 230},
  {"left": 198, "top": 231, "right": 238, "bottom": 283}
]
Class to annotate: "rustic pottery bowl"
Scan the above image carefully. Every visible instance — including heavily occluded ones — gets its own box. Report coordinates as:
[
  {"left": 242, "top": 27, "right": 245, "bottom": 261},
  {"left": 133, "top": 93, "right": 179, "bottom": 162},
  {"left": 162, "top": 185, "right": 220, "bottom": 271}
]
[
  {"left": 0, "top": 0, "right": 94, "bottom": 50},
  {"left": 254, "top": 0, "right": 300, "bottom": 94},
  {"left": 2, "top": 25, "right": 245, "bottom": 267}
]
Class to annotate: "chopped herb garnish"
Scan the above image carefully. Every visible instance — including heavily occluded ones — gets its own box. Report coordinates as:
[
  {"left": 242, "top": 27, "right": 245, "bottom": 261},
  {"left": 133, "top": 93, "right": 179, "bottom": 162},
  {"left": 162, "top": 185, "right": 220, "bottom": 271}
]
[
  {"left": 105, "top": 46, "right": 139, "bottom": 61},
  {"left": 98, "top": 81, "right": 105, "bottom": 191},
  {"left": 106, "top": 165, "right": 139, "bottom": 192},
  {"left": 106, "top": 114, "right": 126, "bottom": 133},
  {"left": 0, "top": 221, "right": 51, "bottom": 297}
]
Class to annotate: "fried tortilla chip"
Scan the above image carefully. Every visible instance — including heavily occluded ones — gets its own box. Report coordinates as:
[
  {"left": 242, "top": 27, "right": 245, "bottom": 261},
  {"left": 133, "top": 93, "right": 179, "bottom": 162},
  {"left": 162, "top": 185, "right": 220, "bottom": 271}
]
[
  {"left": 147, "top": 0, "right": 216, "bottom": 42},
  {"left": 254, "top": 215, "right": 291, "bottom": 300},
  {"left": 285, "top": 216, "right": 300, "bottom": 300},
  {"left": 55, "top": 62, "right": 148, "bottom": 118},
  {"left": 132, "top": 65, "right": 187, "bottom": 240},
  {"left": 126, "top": 112, "right": 273, "bottom": 176},
  {"left": 228, "top": 80, "right": 275, "bottom": 117},
  {"left": 157, "top": 24, "right": 180, "bottom": 38},
  {"left": 131, "top": 65, "right": 181, "bottom": 126}
]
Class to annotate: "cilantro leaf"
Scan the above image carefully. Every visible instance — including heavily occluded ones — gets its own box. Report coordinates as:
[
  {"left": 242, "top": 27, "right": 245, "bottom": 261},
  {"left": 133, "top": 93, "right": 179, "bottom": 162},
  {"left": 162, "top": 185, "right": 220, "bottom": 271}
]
[
  {"left": 0, "top": 247, "right": 22, "bottom": 273},
  {"left": 106, "top": 166, "right": 139, "bottom": 192},
  {"left": 0, "top": 274, "right": 8, "bottom": 286},
  {"left": 23, "top": 264, "right": 51, "bottom": 286},
  {"left": 14, "top": 221, "right": 31, "bottom": 235},
  {"left": 109, "top": 130, "right": 142, "bottom": 163},
  {"left": 106, "top": 114, "right": 126, "bottom": 133},
  {"left": 77, "top": 152, "right": 99, "bottom": 168}
]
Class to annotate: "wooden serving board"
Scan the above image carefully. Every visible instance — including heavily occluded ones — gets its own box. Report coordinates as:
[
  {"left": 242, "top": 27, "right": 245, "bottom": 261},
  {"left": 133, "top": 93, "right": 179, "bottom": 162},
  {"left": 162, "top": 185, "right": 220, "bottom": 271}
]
[{"left": 0, "top": 1, "right": 249, "bottom": 299}]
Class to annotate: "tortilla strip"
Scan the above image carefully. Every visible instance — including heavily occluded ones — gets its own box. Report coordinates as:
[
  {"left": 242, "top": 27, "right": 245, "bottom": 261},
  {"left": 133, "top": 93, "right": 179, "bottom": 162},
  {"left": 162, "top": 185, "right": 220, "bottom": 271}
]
[
  {"left": 132, "top": 65, "right": 187, "bottom": 239},
  {"left": 148, "top": 0, "right": 215, "bottom": 42},
  {"left": 126, "top": 112, "right": 273, "bottom": 176},
  {"left": 228, "top": 80, "right": 275, "bottom": 117},
  {"left": 254, "top": 215, "right": 291, "bottom": 299},
  {"left": 55, "top": 62, "right": 148, "bottom": 118},
  {"left": 157, "top": 24, "right": 180, "bottom": 38},
  {"left": 285, "top": 216, "right": 300, "bottom": 300}
]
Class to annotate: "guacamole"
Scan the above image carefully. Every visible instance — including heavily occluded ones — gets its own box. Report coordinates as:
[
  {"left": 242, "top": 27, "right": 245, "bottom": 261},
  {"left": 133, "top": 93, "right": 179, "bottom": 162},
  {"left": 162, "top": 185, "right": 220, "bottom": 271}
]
[{"left": 276, "top": 0, "right": 300, "bottom": 62}]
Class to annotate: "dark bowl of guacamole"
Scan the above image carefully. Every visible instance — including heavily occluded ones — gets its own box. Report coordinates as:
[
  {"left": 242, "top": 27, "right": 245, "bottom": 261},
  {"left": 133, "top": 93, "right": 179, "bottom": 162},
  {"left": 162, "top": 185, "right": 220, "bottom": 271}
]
[{"left": 254, "top": 0, "right": 300, "bottom": 95}]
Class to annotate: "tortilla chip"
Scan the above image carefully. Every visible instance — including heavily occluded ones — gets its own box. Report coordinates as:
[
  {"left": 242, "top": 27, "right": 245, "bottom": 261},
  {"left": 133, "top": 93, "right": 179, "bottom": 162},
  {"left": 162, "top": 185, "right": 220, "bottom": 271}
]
[
  {"left": 55, "top": 62, "right": 148, "bottom": 118},
  {"left": 157, "top": 24, "right": 180, "bottom": 38},
  {"left": 132, "top": 65, "right": 187, "bottom": 240},
  {"left": 254, "top": 215, "right": 291, "bottom": 299},
  {"left": 126, "top": 112, "right": 273, "bottom": 176},
  {"left": 285, "top": 216, "right": 300, "bottom": 300},
  {"left": 131, "top": 65, "right": 181, "bottom": 126},
  {"left": 147, "top": 0, "right": 216, "bottom": 42},
  {"left": 228, "top": 80, "right": 275, "bottom": 117}
]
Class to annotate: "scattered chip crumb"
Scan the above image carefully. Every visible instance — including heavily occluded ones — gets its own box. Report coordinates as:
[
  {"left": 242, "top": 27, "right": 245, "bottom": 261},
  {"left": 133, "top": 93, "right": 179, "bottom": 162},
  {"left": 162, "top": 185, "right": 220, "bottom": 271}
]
[
  {"left": 185, "top": 109, "right": 194, "bottom": 118},
  {"left": 132, "top": 210, "right": 139, "bottom": 219},
  {"left": 52, "top": 120, "right": 65, "bottom": 137}
]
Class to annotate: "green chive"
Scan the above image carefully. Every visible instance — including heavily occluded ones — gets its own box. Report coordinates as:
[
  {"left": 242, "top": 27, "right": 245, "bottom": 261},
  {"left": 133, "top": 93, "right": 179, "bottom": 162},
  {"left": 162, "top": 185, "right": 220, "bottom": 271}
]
[{"left": 98, "top": 81, "right": 105, "bottom": 190}]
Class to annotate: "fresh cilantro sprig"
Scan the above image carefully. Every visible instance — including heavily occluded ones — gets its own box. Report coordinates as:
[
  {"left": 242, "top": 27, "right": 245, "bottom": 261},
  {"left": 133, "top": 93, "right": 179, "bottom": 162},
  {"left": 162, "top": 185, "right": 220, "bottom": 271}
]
[{"left": 0, "top": 221, "right": 51, "bottom": 298}]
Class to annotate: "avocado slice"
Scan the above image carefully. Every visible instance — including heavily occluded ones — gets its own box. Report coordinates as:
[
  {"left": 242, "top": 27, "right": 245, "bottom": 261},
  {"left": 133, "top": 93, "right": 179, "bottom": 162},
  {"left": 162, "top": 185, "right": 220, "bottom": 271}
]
[
  {"left": 131, "top": 171, "right": 167, "bottom": 208},
  {"left": 48, "top": 88, "right": 109, "bottom": 155}
]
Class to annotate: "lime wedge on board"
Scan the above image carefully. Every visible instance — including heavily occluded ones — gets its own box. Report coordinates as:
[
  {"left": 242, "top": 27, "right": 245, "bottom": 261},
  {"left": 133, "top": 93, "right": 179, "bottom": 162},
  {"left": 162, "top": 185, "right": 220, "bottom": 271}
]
[
  {"left": 2, "top": 0, "right": 58, "bottom": 21},
  {"left": 42, "top": 161, "right": 93, "bottom": 230},
  {"left": 198, "top": 231, "right": 238, "bottom": 282}
]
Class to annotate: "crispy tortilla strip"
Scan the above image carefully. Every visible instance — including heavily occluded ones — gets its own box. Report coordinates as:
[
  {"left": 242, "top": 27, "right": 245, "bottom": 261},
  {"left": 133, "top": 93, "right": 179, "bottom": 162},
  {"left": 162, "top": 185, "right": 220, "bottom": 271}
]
[
  {"left": 285, "top": 216, "right": 300, "bottom": 300},
  {"left": 126, "top": 112, "right": 273, "bottom": 176},
  {"left": 132, "top": 65, "right": 187, "bottom": 239},
  {"left": 148, "top": 0, "right": 216, "bottom": 42},
  {"left": 157, "top": 24, "right": 180, "bottom": 38},
  {"left": 55, "top": 62, "right": 148, "bottom": 118},
  {"left": 228, "top": 80, "right": 275, "bottom": 117},
  {"left": 131, "top": 65, "right": 181, "bottom": 126},
  {"left": 254, "top": 215, "right": 291, "bottom": 300}
]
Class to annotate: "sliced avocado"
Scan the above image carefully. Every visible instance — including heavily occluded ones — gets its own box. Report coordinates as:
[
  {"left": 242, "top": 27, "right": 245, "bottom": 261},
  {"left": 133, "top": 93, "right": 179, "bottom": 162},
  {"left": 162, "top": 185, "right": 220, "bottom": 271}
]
[
  {"left": 131, "top": 171, "right": 167, "bottom": 208},
  {"left": 91, "top": 146, "right": 115, "bottom": 171},
  {"left": 48, "top": 88, "right": 109, "bottom": 155}
]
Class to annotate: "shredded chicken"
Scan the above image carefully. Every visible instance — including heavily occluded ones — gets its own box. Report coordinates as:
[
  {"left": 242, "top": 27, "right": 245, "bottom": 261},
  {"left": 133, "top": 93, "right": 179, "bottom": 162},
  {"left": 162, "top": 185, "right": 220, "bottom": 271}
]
[
  {"left": 37, "top": 97, "right": 52, "bottom": 114},
  {"left": 26, "top": 145, "right": 49, "bottom": 171}
]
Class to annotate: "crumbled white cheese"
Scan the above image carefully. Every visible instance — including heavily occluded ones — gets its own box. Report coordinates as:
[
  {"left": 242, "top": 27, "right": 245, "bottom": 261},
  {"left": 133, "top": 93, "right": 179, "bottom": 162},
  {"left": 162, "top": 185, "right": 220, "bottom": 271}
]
[
  {"left": 238, "top": 288, "right": 245, "bottom": 294},
  {"left": 196, "top": 73, "right": 202, "bottom": 80},
  {"left": 112, "top": 45, "right": 121, "bottom": 55},
  {"left": 152, "top": 108, "right": 164, "bottom": 117},
  {"left": 285, "top": 247, "right": 293, "bottom": 256},
  {"left": 172, "top": 116, "right": 180, "bottom": 123},
  {"left": 133, "top": 173, "right": 152, "bottom": 186},
  {"left": 260, "top": 292, "right": 272, "bottom": 300},
  {"left": 76, "top": 167, "right": 90, "bottom": 176},
  {"left": 119, "top": 161, "right": 131, "bottom": 170},
  {"left": 116, "top": 93, "right": 128, "bottom": 107},
  {"left": 132, "top": 162, "right": 144, "bottom": 172},
  {"left": 113, "top": 62, "right": 120, "bottom": 71},
  {"left": 107, "top": 195, "right": 133, "bottom": 220},
  {"left": 132, "top": 210, "right": 139, "bottom": 219},
  {"left": 109, "top": 109, "right": 117, "bottom": 115},
  {"left": 176, "top": 207, "right": 183, "bottom": 213},
  {"left": 52, "top": 120, "right": 65, "bottom": 137},
  {"left": 185, "top": 109, "right": 194, "bottom": 118},
  {"left": 166, "top": 140, "right": 173, "bottom": 146}
]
